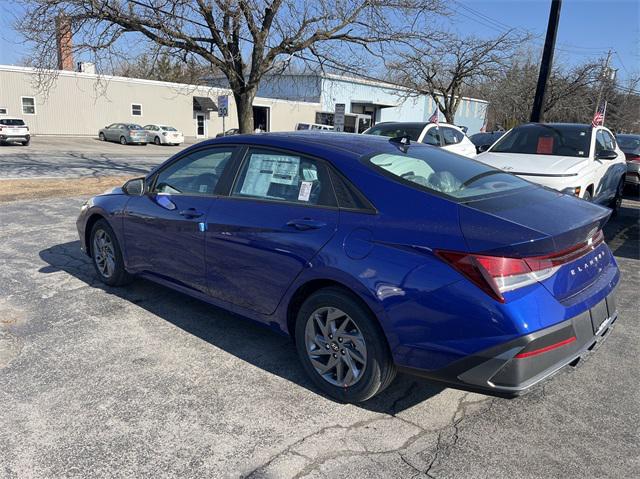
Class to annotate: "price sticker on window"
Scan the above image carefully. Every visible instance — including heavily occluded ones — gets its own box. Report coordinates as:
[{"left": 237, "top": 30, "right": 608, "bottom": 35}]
[{"left": 298, "top": 181, "right": 313, "bottom": 202}]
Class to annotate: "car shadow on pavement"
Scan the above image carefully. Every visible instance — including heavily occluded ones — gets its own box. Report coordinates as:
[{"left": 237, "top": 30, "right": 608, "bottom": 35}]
[
  {"left": 603, "top": 203, "right": 640, "bottom": 261},
  {"left": 38, "top": 241, "right": 445, "bottom": 413}
]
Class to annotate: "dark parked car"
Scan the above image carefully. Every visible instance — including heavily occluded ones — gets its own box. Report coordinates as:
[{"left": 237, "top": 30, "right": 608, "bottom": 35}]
[
  {"left": 616, "top": 133, "right": 640, "bottom": 187},
  {"left": 77, "top": 132, "right": 620, "bottom": 402},
  {"left": 469, "top": 131, "right": 505, "bottom": 154}
]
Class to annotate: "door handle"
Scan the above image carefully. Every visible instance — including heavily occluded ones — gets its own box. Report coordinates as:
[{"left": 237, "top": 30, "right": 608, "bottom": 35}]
[
  {"left": 179, "top": 208, "right": 204, "bottom": 218},
  {"left": 286, "top": 218, "right": 326, "bottom": 231}
]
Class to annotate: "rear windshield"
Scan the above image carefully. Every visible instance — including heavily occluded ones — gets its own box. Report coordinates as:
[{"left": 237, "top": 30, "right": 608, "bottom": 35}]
[
  {"left": 161, "top": 126, "right": 177, "bottom": 131},
  {"left": 0, "top": 119, "right": 25, "bottom": 126},
  {"left": 617, "top": 135, "right": 640, "bottom": 150},
  {"left": 367, "top": 146, "right": 530, "bottom": 200},
  {"left": 127, "top": 124, "right": 143, "bottom": 130},
  {"left": 364, "top": 123, "right": 427, "bottom": 141},
  {"left": 491, "top": 124, "right": 591, "bottom": 157}
]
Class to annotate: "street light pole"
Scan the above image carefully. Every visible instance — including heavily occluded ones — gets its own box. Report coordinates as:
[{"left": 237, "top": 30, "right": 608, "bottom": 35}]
[{"left": 530, "top": 0, "right": 562, "bottom": 123}]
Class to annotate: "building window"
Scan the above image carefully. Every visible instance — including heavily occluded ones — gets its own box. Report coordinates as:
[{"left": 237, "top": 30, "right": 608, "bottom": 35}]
[
  {"left": 131, "top": 104, "right": 142, "bottom": 116},
  {"left": 0, "top": 107, "right": 7, "bottom": 115},
  {"left": 21, "top": 97, "right": 36, "bottom": 115}
]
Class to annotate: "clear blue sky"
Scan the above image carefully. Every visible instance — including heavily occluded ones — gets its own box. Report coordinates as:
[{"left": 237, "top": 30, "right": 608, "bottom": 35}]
[{"left": 0, "top": 0, "right": 638, "bottom": 81}]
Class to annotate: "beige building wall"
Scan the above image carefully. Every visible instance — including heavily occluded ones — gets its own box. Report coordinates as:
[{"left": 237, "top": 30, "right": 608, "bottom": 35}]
[{"left": 0, "top": 66, "right": 319, "bottom": 137}]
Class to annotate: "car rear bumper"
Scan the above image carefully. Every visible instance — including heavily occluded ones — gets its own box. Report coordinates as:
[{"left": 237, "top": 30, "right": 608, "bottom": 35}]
[
  {"left": 0, "top": 134, "right": 30, "bottom": 141},
  {"left": 400, "top": 288, "right": 618, "bottom": 395}
]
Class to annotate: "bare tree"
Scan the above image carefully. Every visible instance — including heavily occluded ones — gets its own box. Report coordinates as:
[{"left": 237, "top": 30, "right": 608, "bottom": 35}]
[
  {"left": 17, "top": 0, "right": 444, "bottom": 133},
  {"left": 388, "top": 31, "right": 525, "bottom": 123}
]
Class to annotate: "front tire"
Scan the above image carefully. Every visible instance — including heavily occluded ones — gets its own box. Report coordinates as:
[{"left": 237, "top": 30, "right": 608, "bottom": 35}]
[
  {"left": 99, "top": 132, "right": 106, "bottom": 141},
  {"left": 90, "top": 219, "right": 132, "bottom": 286},
  {"left": 120, "top": 136, "right": 127, "bottom": 145},
  {"left": 154, "top": 136, "right": 161, "bottom": 145},
  {"left": 582, "top": 189, "right": 592, "bottom": 202},
  {"left": 295, "top": 287, "right": 396, "bottom": 403}
]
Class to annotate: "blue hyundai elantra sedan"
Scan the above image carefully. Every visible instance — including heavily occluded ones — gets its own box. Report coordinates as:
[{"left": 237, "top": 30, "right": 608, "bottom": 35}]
[{"left": 77, "top": 132, "right": 620, "bottom": 402}]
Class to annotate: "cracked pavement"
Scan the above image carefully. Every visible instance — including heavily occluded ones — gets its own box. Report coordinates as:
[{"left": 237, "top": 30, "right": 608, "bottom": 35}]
[{"left": 0, "top": 192, "right": 638, "bottom": 478}]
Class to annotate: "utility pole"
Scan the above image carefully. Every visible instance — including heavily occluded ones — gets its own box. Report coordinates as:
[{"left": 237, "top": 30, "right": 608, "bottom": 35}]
[
  {"left": 594, "top": 49, "right": 613, "bottom": 115},
  {"left": 530, "top": 0, "right": 562, "bottom": 123}
]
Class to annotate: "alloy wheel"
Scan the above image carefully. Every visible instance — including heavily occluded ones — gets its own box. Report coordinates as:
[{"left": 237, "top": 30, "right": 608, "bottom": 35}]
[
  {"left": 304, "top": 307, "right": 367, "bottom": 387},
  {"left": 93, "top": 229, "right": 116, "bottom": 279}
]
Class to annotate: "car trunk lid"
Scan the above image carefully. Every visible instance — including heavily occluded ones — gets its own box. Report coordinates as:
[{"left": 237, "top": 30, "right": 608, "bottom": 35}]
[{"left": 458, "top": 186, "right": 612, "bottom": 300}]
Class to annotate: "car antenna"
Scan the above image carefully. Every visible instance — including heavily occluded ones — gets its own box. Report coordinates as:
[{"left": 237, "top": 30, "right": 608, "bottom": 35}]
[{"left": 389, "top": 135, "right": 411, "bottom": 153}]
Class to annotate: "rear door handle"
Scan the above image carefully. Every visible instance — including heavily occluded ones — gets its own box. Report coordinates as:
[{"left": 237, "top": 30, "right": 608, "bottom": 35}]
[
  {"left": 179, "top": 208, "right": 204, "bottom": 218},
  {"left": 286, "top": 218, "right": 326, "bottom": 231}
]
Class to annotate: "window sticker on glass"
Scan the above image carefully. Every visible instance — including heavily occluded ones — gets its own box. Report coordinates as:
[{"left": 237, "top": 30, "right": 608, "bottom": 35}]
[
  {"left": 298, "top": 181, "right": 313, "bottom": 201},
  {"left": 240, "top": 154, "right": 300, "bottom": 197},
  {"left": 302, "top": 167, "right": 318, "bottom": 181}
]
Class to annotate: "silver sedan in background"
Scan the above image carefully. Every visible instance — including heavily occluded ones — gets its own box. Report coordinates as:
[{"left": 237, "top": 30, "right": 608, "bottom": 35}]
[
  {"left": 143, "top": 124, "right": 184, "bottom": 145},
  {"left": 98, "top": 123, "right": 148, "bottom": 145}
]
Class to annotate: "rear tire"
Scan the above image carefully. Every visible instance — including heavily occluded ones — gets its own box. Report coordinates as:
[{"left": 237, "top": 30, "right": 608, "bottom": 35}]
[
  {"left": 154, "top": 136, "right": 161, "bottom": 145},
  {"left": 21, "top": 139, "right": 30, "bottom": 146},
  {"left": 90, "top": 219, "right": 132, "bottom": 287},
  {"left": 120, "top": 136, "right": 127, "bottom": 145},
  {"left": 609, "top": 177, "right": 625, "bottom": 215},
  {"left": 295, "top": 287, "right": 396, "bottom": 403}
]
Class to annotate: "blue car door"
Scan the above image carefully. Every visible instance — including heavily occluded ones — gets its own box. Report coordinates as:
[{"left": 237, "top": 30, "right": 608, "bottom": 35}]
[
  {"left": 204, "top": 147, "right": 339, "bottom": 315},
  {"left": 122, "top": 146, "right": 237, "bottom": 293}
]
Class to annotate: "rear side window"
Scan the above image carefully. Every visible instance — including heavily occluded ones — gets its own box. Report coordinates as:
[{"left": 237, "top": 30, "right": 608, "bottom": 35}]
[
  {"left": 365, "top": 123, "right": 426, "bottom": 141},
  {"left": 153, "top": 148, "right": 235, "bottom": 195},
  {"left": 422, "top": 127, "right": 441, "bottom": 146},
  {"left": 328, "top": 168, "right": 375, "bottom": 212},
  {"left": 367, "top": 147, "right": 530, "bottom": 200},
  {"left": 442, "top": 127, "right": 464, "bottom": 145},
  {"left": 232, "top": 149, "right": 336, "bottom": 207}
]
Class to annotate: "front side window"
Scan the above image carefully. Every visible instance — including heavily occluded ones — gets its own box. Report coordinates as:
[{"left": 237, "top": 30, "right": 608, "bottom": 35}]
[
  {"left": 602, "top": 130, "right": 616, "bottom": 150},
  {"left": 595, "top": 130, "right": 607, "bottom": 154},
  {"left": 21, "top": 97, "right": 36, "bottom": 115},
  {"left": 491, "top": 124, "right": 591, "bottom": 157},
  {"left": 365, "top": 123, "right": 426, "bottom": 141},
  {"left": 422, "top": 127, "right": 442, "bottom": 146},
  {"left": 131, "top": 104, "right": 142, "bottom": 116},
  {"left": 367, "top": 147, "right": 530, "bottom": 200},
  {"left": 153, "top": 148, "right": 235, "bottom": 196},
  {"left": 232, "top": 149, "right": 336, "bottom": 207}
]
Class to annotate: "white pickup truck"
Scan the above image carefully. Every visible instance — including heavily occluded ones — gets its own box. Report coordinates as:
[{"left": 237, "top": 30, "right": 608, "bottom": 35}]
[
  {"left": 476, "top": 123, "right": 627, "bottom": 212},
  {"left": 0, "top": 118, "right": 31, "bottom": 146}
]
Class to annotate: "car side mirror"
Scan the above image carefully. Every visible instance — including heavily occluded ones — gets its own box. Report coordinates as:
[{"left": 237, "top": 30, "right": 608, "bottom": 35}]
[
  {"left": 596, "top": 149, "right": 618, "bottom": 160},
  {"left": 477, "top": 144, "right": 491, "bottom": 153},
  {"left": 123, "top": 177, "right": 145, "bottom": 196}
]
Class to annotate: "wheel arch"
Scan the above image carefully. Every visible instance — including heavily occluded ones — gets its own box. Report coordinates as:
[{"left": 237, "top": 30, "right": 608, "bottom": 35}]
[
  {"left": 84, "top": 213, "right": 107, "bottom": 255},
  {"left": 285, "top": 278, "right": 386, "bottom": 342}
]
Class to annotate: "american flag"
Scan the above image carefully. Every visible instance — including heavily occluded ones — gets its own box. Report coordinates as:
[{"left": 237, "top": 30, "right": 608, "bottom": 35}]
[
  {"left": 428, "top": 108, "right": 439, "bottom": 124},
  {"left": 592, "top": 101, "right": 607, "bottom": 127}
]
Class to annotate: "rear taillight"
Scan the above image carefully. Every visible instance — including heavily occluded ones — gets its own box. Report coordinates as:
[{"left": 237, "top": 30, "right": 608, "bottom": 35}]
[
  {"left": 626, "top": 154, "right": 640, "bottom": 163},
  {"left": 436, "top": 230, "right": 605, "bottom": 302}
]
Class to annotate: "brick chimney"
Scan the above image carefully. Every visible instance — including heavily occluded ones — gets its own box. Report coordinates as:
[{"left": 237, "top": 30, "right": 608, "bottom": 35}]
[{"left": 55, "top": 15, "right": 73, "bottom": 71}]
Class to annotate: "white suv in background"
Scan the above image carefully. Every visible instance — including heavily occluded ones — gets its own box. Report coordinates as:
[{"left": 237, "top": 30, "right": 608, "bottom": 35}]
[
  {"left": 476, "top": 123, "right": 627, "bottom": 211},
  {"left": 363, "top": 121, "right": 477, "bottom": 157},
  {"left": 0, "top": 118, "right": 30, "bottom": 146}
]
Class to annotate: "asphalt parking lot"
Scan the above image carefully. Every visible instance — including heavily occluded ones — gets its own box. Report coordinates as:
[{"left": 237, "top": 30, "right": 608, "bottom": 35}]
[
  {"left": 0, "top": 136, "right": 195, "bottom": 178},
  {"left": 0, "top": 142, "right": 639, "bottom": 478}
]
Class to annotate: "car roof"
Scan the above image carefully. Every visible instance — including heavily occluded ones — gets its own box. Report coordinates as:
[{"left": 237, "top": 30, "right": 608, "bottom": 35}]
[{"left": 208, "top": 131, "right": 401, "bottom": 158}]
